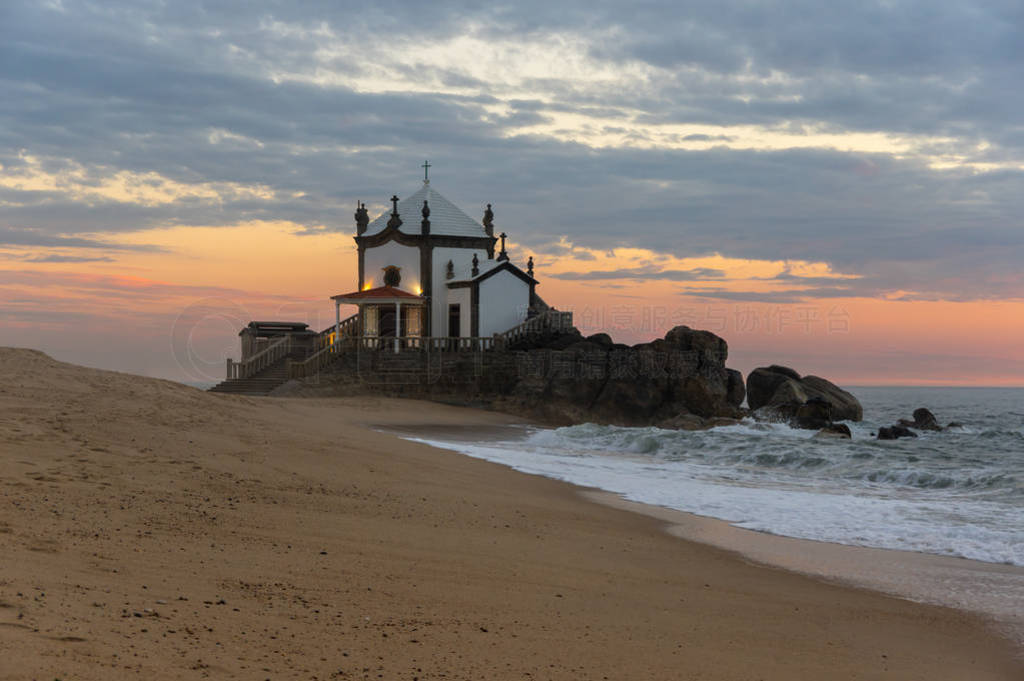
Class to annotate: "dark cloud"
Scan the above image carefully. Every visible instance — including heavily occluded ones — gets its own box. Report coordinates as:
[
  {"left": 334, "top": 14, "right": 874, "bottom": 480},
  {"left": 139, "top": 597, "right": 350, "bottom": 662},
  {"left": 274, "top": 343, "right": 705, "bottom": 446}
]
[
  {"left": 1, "top": 0, "right": 1023, "bottom": 302},
  {"left": 551, "top": 266, "right": 726, "bottom": 281},
  {"left": 686, "top": 286, "right": 865, "bottom": 304},
  {"left": 0, "top": 228, "right": 167, "bottom": 252}
]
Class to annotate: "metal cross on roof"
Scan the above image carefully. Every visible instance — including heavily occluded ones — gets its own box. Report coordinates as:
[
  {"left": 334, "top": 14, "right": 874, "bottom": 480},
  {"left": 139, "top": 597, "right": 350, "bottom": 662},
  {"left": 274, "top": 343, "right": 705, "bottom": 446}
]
[{"left": 422, "top": 160, "right": 431, "bottom": 184}]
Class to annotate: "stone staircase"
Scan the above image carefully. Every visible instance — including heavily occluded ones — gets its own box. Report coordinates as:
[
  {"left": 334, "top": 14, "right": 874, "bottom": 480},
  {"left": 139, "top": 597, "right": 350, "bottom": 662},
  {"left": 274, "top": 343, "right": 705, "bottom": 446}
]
[{"left": 209, "top": 361, "right": 291, "bottom": 396}]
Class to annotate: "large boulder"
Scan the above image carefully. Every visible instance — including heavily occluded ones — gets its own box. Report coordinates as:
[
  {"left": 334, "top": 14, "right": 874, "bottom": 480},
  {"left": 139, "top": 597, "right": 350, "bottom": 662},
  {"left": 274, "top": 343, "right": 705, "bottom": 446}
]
[
  {"left": 503, "top": 325, "right": 743, "bottom": 427},
  {"left": 746, "top": 366, "right": 862, "bottom": 422},
  {"left": 800, "top": 375, "right": 863, "bottom": 421},
  {"left": 746, "top": 365, "right": 801, "bottom": 410}
]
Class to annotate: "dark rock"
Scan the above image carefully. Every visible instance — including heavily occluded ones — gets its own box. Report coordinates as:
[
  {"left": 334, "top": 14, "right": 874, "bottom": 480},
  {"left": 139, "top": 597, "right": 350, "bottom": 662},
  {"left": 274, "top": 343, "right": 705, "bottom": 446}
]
[
  {"left": 564, "top": 340, "right": 609, "bottom": 355},
  {"left": 800, "top": 376, "right": 862, "bottom": 421},
  {"left": 747, "top": 366, "right": 862, "bottom": 422},
  {"left": 543, "top": 331, "right": 586, "bottom": 351},
  {"left": 895, "top": 408, "right": 943, "bottom": 432},
  {"left": 946, "top": 421, "right": 964, "bottom": 429},
  {"left": 659, "top": 413, "right": 707, "bottom": 431},
  {"left": 746, "top": 366, "right": 800, "bottom": 411},
  {"left": 767, "top": 364, "right": 801, "bottom": 381},
  {"left": 793, "top": 397, "right": 833, "bottom": 430},
  {"left": 706, "top": 417, "right": 740, "bottom": 428},
  {"left": 911, "top": 407, "right": 942, "bottom": 431},
  {"left": 501, "top": 325, "right": 743, "bottom": 427},
  {"left": 878, "top": 425, "right": 918, "bottom": 440},
  {"left": 664, "top": 325, "right": 728, "bottom": 362},
  {"left": 725, "top": 369, "right": 745, "bottom": 408},
  {"left": 590, "top": 369, "right": 669, "bottom": 426},
  {"left": 814, "top": 423, "right": 852, "bottom": 439}
]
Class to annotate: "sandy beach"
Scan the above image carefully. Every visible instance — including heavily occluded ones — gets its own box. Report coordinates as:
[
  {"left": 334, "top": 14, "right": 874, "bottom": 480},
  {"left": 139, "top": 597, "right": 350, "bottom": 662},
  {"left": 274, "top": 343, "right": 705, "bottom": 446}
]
[{"left": 1, "top": 347, "right": 1021, "bottom": 680}]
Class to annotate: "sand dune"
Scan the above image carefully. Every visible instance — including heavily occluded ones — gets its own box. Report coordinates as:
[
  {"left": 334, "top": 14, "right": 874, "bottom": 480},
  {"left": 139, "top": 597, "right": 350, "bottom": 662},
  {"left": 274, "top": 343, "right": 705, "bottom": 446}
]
[{"left": 0, "top": 347, "right": 1020, "bottom": 680}]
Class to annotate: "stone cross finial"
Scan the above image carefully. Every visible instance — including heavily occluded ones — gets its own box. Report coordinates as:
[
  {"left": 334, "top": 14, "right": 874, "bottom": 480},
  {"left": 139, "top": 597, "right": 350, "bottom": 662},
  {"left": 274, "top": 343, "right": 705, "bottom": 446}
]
[
  {"left": 421, "top": 200, "right": 431, "bottom": 235},
  {"left": 497, "top": 232, "right": 509, "bottom": 262},
  {"left": 527, "top": 256, "right": 534, "bottom": 277},
  {"left": 386, "top": 195, "right": 402, "bottom": 231},
  {"left": 446, "top": 259, "right": 454, "bottom": 279},
  {"left": 472, "top": 253, "right": 479, "bottom": 277}
]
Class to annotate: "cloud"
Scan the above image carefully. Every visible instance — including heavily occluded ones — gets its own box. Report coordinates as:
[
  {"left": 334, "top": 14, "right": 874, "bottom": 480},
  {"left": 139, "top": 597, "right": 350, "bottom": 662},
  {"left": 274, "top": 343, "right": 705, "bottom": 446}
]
[
  {"left": 0, "top": 227, "right": 167, "bottom": 252},
  {"left": 0, "top": 0, "right": 1022, "bottom": 305},
  {"left": 21, "top": 254, "right": 115, "bottom": 263},
  {"left": 685, "top": 286, "right": 866, "bottom": 304},
  {"left": 551, "top": 266, "right": 726, "bottom": 281}
]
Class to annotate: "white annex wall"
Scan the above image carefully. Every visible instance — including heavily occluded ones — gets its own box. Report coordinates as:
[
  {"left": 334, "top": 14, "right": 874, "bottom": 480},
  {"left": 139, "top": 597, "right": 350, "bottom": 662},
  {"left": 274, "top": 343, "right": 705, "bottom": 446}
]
[
  {"left": 479, "top": 271, "right": 530, "bottom": 336},
  {"left": 363, "top": 241, "right": 421, "bottom": 291},
  {"left": 431, "top": 246, "right": 488, "bottom": 336},
  {"left": 447, "top": 287, "right": 472, "bottom": 336}
]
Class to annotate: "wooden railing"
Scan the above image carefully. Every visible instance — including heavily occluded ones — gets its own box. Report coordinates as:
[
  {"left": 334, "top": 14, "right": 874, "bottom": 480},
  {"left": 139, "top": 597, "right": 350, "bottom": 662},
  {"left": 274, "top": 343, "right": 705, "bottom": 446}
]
[
  {"left": 287, "top": 315, "right": 360, "bottom": 379},
  {"left": 289, "top": 335, "right": 506, "bottom": 378},
  {"left": 349, "top": 336, "right": 499, "bottom": 352},
  {"left": 500, "top": 308, "right": 574, "bottom": 344},
  {"left": 316, "top": 314, "right": 359, "bottom": 349},
  {"left": 232, "top": 309, "right": 576, "bottom": 381},
  {"left": 289, "top": 342, "right": 336, "bottom": 379},
  {"left": 226, "top": 335, "right": 291, "bottom": 379}
]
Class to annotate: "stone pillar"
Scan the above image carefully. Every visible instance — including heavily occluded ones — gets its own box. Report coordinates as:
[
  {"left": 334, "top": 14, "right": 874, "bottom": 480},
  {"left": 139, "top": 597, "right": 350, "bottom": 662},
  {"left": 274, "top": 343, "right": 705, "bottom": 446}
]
[
  {"left": 334, "top": 300, "right": 341, "bottom": 348},
  {"left": 395, "top": 302, "right": 402, "bottom": 353}
]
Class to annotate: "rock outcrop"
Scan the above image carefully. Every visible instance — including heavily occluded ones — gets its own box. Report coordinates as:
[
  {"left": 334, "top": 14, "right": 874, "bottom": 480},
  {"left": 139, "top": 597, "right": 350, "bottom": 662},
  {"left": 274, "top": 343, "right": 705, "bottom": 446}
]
[
  {"left": 878, "top": 425, "right": 918, "bottom": 440},
  {"left": 747, "top": 365, "right": 863, "bottom": 426},
  {"left": 814, "top": 423, "right": 852, "bottom": 439},
  {"left": 898, "top": 407, "right": 942, "bottom": 431},
  {"left": 498, "top": 325, "right": 745, "bottom": 427},
  {"left": 878, "top": 407, "right": 947, "bottom": 439}
]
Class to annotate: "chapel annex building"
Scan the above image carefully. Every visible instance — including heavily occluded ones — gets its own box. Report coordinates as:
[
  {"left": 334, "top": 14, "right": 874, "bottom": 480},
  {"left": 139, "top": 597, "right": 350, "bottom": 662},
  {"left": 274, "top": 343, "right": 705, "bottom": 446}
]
[{"left": 213, "top": 170, "right": 571, "bottom": 394}]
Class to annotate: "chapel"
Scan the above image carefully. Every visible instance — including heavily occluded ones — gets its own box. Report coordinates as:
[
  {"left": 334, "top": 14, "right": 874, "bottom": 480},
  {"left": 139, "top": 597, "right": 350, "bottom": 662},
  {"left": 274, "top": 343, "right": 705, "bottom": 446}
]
[{"left": 330, "top": 171, "right": 539, "bottom": 342}]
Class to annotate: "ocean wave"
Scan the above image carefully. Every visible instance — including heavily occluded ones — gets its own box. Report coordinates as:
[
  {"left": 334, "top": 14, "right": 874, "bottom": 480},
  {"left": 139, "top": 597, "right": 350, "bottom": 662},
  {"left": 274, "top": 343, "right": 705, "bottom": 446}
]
[{"left": 455, "top": 388, "right": 1024, "bottom": 567}]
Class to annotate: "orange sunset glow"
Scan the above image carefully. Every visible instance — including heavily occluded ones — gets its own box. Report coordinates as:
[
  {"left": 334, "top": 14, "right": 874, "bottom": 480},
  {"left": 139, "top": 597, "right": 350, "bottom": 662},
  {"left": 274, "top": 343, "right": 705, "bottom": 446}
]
[
  {"left": 3, "top": 219, "right": 1022, "bottom": 385},
  {"left": 3, "top": 1, "right": 1024, "bottom": 387}
]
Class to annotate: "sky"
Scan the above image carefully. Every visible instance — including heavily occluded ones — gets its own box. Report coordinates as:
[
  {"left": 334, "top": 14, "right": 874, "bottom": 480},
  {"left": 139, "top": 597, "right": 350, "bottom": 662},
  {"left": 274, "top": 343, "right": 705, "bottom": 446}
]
[{"left": 2, "top": 0, "right": 1023, "bottom": 386}]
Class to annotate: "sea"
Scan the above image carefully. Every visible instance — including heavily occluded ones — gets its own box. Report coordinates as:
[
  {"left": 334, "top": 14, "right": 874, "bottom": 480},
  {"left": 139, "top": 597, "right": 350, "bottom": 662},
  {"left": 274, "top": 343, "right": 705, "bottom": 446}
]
[{"left": 403, "top": 386, "right": 1024, "bottom": 642}]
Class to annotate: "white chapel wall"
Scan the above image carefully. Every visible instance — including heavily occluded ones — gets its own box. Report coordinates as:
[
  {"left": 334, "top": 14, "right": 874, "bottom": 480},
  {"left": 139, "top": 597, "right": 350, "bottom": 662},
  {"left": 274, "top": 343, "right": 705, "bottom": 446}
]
[
  {"left": 430, "top": 247, "right": 488, "bottom": 336},
  {"left": 478, "top": 272, "right": 530, "bottom": 336},
  {"left": 363, "top": 242, "right": 421, "bottom": 291},
  {"left": 447, "top": 287, "right": 472, "bottom": 336}
]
